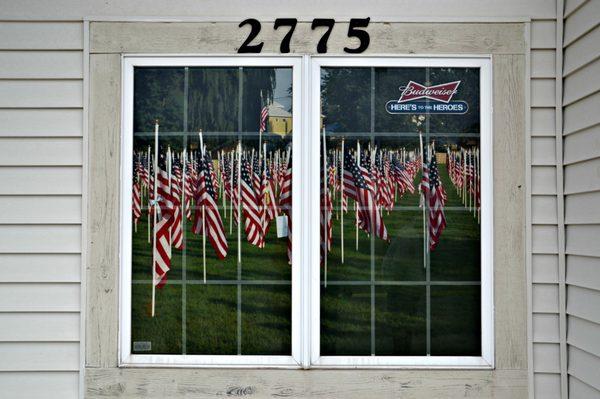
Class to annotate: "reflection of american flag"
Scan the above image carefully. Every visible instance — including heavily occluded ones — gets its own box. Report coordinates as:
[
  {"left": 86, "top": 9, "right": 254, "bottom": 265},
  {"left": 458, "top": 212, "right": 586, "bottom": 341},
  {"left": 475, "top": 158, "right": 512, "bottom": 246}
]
[
  {"left": 320, "top": 184, "right": 332, "bottom": 260},
  {"left": 241, "top": 158, "right": 263, "bottom": 246},
  {"left": 279, "top": 150, "right": 292, "bottom": 263},
  {"left": 345, "top": 150, "right": 388, "bottom": 241},
  {"left": 422, "top": 152, "right": 447, "bottom": 250},
  {"left": 154, "top": 156, "right": 174, "bottom": 288},
  {"left": 171, "top": 162, "right": 184, "bottom": 250},
  {"left": 259, "top": 106, "right": 268, "bottom": 134},
  {"left": 193, "top": 153, "right": 228, "bottom": 259},
  {"left": 132, "top": 173, "right": 142, "bottom": 223}
]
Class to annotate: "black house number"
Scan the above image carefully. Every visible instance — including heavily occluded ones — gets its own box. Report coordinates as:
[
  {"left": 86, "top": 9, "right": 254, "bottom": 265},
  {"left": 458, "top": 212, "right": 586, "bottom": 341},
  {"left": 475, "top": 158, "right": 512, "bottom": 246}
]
[{"left": 238, "top": 18, "right": 370, "bottom": 54}]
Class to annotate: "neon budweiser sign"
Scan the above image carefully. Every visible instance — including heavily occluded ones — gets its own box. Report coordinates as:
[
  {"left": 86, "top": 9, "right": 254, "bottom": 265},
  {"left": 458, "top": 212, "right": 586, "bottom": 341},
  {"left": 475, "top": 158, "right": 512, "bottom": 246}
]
[{"left": 397, "top": 81, "right": 461, "bottom": 103}]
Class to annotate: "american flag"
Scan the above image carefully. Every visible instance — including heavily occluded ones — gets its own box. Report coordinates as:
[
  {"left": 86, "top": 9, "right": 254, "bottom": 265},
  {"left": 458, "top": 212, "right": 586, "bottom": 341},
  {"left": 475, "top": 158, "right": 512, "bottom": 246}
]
[
  {"left": 279, "top": 150, "right": 292, "bottom": 263},
  {"left": 259, "top": 105, "right": 268, "bottom": 134},
  {"left": 422, "top": 151, "right": 447, "bottom": 250},
  {"left": 344, "top": 149, "right": 389, "bottom": 241},
  {"left": 132, "top": 171, "right": 142, "bottom": 223},
  {"left": 153, "top": 154, "right": 175, "bottom": 288},
  {"left": 320, "top": 181, "right": 333, "bottom": 261},
  {"left": 262, "top": 156, "right": 278, "bottom": 236},
  {"left": 170, "top": 160, "right": 184, "bottom": 250},
  {"left": 193, "top": 152, "right": 228, "bottom": 259},
  {"left": 241, "top": 157, "right": 264, "bottom": 246}
]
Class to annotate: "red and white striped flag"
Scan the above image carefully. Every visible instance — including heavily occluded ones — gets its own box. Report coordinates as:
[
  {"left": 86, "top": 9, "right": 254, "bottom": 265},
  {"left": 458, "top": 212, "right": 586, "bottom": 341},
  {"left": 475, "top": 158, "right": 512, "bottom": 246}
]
[
  {"left": 153, "top": 156, "right": 175, "bottom": 288},
  {"left": 241, "top": 157, "right": 264, "bottom": 246},
  {"left": 279, "top": 150, "right": 292, "bottom": 263},
  {"left": 193, "top": 153, "right": 228, "bottom": 259}
]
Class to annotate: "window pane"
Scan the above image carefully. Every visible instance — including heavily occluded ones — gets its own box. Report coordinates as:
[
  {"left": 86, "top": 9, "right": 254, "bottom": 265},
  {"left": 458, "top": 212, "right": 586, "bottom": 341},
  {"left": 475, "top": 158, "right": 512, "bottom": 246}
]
[
  {"left": 430, "top": 285, "right": 481, "bottom": 355},
  {"left": 131, "top": 66, "right": 293, "bottom": 356},
  {"left": 320, "top": 66, "right": 482, "bottom": 357}
]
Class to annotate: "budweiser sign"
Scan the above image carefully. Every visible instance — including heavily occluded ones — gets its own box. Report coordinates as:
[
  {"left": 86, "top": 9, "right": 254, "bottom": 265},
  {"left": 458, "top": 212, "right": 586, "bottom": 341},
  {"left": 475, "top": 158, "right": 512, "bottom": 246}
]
[{"left": 397, "top": 81, "right": 461, "bottom": 104}]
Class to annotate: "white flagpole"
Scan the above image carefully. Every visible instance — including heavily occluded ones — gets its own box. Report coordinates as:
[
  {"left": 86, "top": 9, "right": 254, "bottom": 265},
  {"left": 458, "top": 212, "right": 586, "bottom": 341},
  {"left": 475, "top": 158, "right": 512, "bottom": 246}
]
[
  {"left": 356, "top": 141, "right": 360, "bottom": 251},
  {"left": 151, "top": 121, "right": 159, "bottom": 317},
  {"left": 322, "top": 128, "right": 328, "bottom": 287},
  {"left": 340, "top": 139, "right": 345, "bottom": 264},
  {"left": 237, "top": 141, "right": 242, "bottom": 264},
  {"left": 198, "top": 131, "right": 207, "bottom": 284}
]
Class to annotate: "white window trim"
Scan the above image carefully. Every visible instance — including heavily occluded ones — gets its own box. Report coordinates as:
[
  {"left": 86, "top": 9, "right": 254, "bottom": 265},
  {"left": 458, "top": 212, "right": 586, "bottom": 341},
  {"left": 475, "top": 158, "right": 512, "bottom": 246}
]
[{"left": 119, "top": 55, "right": 494, "bottom": 369}]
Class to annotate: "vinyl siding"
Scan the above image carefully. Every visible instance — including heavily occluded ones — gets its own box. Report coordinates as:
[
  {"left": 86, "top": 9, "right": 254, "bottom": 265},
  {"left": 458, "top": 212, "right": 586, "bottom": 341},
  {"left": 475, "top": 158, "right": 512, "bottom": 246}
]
[
  {"left": 0, "top": 21, "right": 82, "bottom": 399},
  {"left": 563, "top": 0, "right": 600, "bottom": 396},
  {"left": 530, "top": 14, "right": 565, "bottom": 397}
]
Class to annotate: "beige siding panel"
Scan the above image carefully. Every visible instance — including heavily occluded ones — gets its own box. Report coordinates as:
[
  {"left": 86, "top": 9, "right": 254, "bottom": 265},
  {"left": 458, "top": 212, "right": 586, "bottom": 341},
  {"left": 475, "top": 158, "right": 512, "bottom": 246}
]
[
  {"left": 565, "top": 192, "right": 600, "bottom": 224},
  {"left": 533, "top": 283, "right": 559, "bottom": 312},
  {"left": 569, "top": 375, "right": 600, "bottom": 398},
  {"left": 0, "top": 80, "right": 82, "bottom": 108},
  {"left": 563, "top": 0, "right": 600, "bottom": 46},
  {"left": 532, "top": 225, "right": 558, "bottom": 253},
  {"left": 0, "top": 254, "right": 80, "bottom": 283},
  {"left": 533, "top": 343, "right": 561, "bottom": 372},
  {"left": 531, "top": 137, "right": 557, "bottom": 165},
  {"left": 533, "top": 254, "right": 559, "bottom": 282},
  {"left": 0, "top": 342, "right": 78, "bottom": 371},
  {"left": 0, "top": 138, "right": 82, "bottom": 166},
  {"left": 533, "top": 373, "right": 561, "bottom": 399},
  {"left": 0, "top": 225, "right": 81, "bottom": 253},
  {"left": 0, "top": 196, "right": 81, "bottom": 224},
  {"left": 564, "top": 25, "right": 600, "bottom": 76},
  {"left": 531, "top": 166, "right": 557, "bottom": 194},
  {"left": 568, "top": 345, "right": 600, "bottom": 391},
  {"left": 564, "top": 158, "right": 600, "bottom": 194},
  {"left": 565, "top": 0, "right": 589, "bottom": 17},
  {"left": 563, "top": 124, "right": 600, "bottom": 164},
  {"left": 91, "top": 22, "right": 526, "bottom": 54},
  {"left": 532, "top": 195, "right": 558, "bottom": 224},
  {"left": 531, "top": 20, "right": 556, "bottom": 49},
  {"left": 0, "top": 313, "right": 79, "bottom": 342},
  {"left": 566, "top": 225, "right": 600, "bottom": 257},
  {"left": 567, "top": 254, "right": 600, "bottom": 290},
  {"left": 531, "top": 107, "right": 556, "bottom": 136},
  {"left": 0, "top": 283, "right": 79, "bottom": 312},
  {"left": 0, "top": 51, "right": 82, "bottom": 79},
  {"left": 0, "top": 371, "right": 79, "bottom": 399},
  {"left": 0, "top": 22, "right": 82, "bottom": 50},
  {"left": 0, "top": 109, "right": 82, "bottom": 137},
  {"left": 531, "top": 79, "right": 556, "bottom": 107},
  {"left": 568, "top": 315, "right": 600, "bottom": 357},
  {"left": 531, "top": 49, "right": 556, "bottom": 77},
  {"left": 533, "top": 313, "right": 560, "bottom": 342},
  {"left": 0, "top": 166, "right": 81, "bottom": 195},
  {"left": 563, "top": 57, "right": 600, "bottom": 105},
  {"left": 564, "top": 91, "right": 600, "bottom": 135},
  {"left": 567, "top": 285, "right": 600, "bottom": 323}
]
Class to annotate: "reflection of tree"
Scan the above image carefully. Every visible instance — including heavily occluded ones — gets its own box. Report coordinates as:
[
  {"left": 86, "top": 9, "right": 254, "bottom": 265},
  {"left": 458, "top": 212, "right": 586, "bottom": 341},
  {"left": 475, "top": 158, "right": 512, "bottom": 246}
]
[
  {"left": 134, "top": 68, "right": 185, "bottom": 132},
  {"left": 321, "top": 68, "right": 370, "bottom": 132},
  {"left": 188, "top": 68, "right": 239, "bottom": 132},
  {"left": 242, "top": 68, "right": 276, "bottom": 132}
]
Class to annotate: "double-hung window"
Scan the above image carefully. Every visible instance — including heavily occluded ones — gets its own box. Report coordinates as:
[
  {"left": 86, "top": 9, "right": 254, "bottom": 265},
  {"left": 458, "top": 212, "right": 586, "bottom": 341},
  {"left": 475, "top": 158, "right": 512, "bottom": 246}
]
[{"left": 120, "top": 56, "right": 493, "bottom": 368}]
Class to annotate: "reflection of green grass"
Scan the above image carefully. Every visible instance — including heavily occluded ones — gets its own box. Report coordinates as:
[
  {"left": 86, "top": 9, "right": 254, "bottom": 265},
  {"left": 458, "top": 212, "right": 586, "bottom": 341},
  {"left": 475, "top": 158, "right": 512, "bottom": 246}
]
[{"left": 131, "top": 164, "right": 481, "bottom": 356}]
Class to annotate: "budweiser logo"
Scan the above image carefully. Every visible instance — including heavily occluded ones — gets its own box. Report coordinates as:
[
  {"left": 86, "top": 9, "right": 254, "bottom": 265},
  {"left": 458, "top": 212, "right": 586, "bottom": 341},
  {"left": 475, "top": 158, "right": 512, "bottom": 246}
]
[{"left": 398, "top": 81, "right": 461, "bottom": 104}]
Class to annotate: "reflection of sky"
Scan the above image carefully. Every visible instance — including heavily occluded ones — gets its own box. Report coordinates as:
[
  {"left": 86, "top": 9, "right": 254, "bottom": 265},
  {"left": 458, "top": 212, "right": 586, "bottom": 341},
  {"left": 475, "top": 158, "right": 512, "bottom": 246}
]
[{"left": 274, "top": 68, "right": 292, "bottom": 110}]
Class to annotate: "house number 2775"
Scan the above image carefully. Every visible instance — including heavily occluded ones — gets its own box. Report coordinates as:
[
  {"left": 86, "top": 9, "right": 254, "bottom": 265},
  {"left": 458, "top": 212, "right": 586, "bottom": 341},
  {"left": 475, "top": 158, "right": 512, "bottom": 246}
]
[{"left": 238, "top": 18, "right": 370, "bottom": 54}]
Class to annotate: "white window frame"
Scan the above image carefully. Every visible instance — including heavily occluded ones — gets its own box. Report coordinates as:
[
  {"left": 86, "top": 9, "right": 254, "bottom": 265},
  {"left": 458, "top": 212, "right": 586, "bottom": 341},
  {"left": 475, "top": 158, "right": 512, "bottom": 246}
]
[
  {"left": 119, "top": 55, "right": 493, "bottom": 369},
  {"left": 119, "top": 55, "right": 305, "bottom": 368}
]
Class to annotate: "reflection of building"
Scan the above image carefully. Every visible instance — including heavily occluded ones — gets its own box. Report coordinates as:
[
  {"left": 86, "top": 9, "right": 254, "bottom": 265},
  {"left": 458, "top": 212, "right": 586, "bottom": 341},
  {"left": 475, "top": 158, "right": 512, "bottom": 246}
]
[{"left": 267, "top": 101, "right": 292, "bottom": 135}]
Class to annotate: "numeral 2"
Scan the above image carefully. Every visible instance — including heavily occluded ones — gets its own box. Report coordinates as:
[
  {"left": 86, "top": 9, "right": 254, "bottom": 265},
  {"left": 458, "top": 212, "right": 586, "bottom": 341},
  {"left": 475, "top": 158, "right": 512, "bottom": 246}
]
[{"left": 238, "top": 18, "right": 264, "bottom": 53}]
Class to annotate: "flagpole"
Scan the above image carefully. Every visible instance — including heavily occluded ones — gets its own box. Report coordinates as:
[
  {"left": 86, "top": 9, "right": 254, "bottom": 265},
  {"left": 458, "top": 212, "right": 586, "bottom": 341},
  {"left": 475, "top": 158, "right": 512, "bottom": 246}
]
[
  {"left": 322, "top": 128, "right": 327, "bottom": 288},
  {"left": 356, "top": 141, "right": 360, "bottom": 251},
  {"left": 199, "top": 131, "right": 207, "bottom": 284},
  {"left": 237, "top": 141, "right": 242, "bottom": 264},
  {"left": 340, "top": 138, "right": 345, "bottom": 264},
  {"left": 151, "top": 120, "right": 159, "bottom": 317}
]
